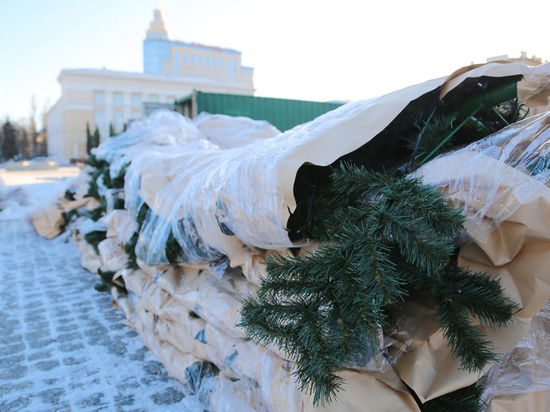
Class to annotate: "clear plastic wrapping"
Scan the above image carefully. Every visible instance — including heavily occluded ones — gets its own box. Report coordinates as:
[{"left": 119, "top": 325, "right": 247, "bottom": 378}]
[
  {"left": 126, "top": 122, "right": 312, "bottom": 266},
  {"left": 104, "top": 188, "right": 124, "bottom": 213},
  {"left": 93, "top": 109, "right": 202, "bottom": 166},
  {"left": 415, "top": 111, "right": 550, "bottom": 241},
  {"left": 122, "top": 268, "right": 296, "bottom": 412},
  {"left": 482, "top": 300, "right": 550, "bottom": 408},
  {"left": 31, "top": 62, "right": 550, "bottom": 411},
  {"left": 193, "top": 112, "right": 281, "bottom": 149},
  {"left": 97, "top": 237, "right": 127, "bottom": 273},
  {"left": 136, "top": 259, "right": 256, "bottom": 340},
  {"left": 105, "top": 78, "right": 550, "bottom": 269},
  {"left": 102, "top": 209, "right": 138, "bottom": 244},
  {"left": 130, "top": 295, "right": 269, "bottom": 412},
  {"left": 123, "top": 266, "right": 302, "bottom": 409},
  {"left": 76, "top": 236, "right": 103, "bottom": 274}
]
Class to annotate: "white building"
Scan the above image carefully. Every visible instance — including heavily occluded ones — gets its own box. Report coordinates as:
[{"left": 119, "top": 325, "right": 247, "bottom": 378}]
[{"left": 48, "top": 9, "right": 255, "bottom": 161}]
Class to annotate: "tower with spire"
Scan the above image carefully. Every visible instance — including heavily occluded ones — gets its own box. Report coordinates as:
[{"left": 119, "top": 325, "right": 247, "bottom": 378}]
[
  {"left": 146, "top": 8, "right": 169, "bottom": 40},
  {"left": 142, "top": 8, "right": 254, "bottom": 88}
]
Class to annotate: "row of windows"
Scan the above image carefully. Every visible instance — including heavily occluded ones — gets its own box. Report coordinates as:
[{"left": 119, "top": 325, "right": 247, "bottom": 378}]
[
  {"left": 173, "top": 51, "right": 238, "bottom": 71},
  {"left": 164, "top": 65, "right": 252, "bottom": 84},
  {"left": 94, "top": 92, "right": 176, "bottom": 107},
  {"left": 95, "top": 110, "right": 141, "bottom": 130}
]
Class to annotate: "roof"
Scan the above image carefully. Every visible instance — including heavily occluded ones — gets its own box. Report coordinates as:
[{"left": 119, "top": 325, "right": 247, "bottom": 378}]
[{"left": 57, "top": 68, "right": 254, "bottom": 92}]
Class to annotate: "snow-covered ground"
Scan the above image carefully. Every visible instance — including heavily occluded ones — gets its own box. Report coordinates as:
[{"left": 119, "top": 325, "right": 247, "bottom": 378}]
[
  {"left": 0, "top": 167, "right": 80, "bottom": 221},
  {"left": 0, "top": 168, "right": 204, "bottom": 412}
]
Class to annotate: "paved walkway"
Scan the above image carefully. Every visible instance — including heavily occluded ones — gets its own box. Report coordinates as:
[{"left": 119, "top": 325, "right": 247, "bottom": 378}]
[{"left": 0, "top": 218, "right": 204, "bottom": 412}]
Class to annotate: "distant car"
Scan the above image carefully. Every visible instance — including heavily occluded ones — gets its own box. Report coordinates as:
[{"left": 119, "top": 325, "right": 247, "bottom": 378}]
[
  {"left": 30, "top": 157, "right": 58, "bottom": 170},
  {"left": 5, "top": 159, "right": 31, "bottom": 171}
]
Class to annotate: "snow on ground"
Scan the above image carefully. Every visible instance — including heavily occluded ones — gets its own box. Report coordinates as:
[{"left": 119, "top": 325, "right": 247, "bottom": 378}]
[
  {"left": 0, "top": 167, "right": 80, "bottom": 221},
  {"left": 0, "top": 168, "right": 204, "bottom": 412}
]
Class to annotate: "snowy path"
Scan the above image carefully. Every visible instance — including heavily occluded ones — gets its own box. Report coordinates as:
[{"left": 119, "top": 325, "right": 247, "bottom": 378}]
[{"left": 0, "top": 170, "right": 204, "bottom": 412}]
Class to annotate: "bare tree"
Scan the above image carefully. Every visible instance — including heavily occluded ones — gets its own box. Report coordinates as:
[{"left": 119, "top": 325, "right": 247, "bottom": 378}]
[
  {"left": 29, "top": 95, "right": 38, "bottom": 157},
  {"left": 39, "top": 98, "right": 50, "bottom": 157},
  {"left": 19, "top": 128, "right": 30, "bottom": 159}
]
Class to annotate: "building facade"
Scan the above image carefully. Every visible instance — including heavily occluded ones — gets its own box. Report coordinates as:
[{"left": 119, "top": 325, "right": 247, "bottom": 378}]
[
  {"left": 143, "top": 9, "right": 254, "bottom": 87},
  {"left": 48, "top": 9, "right": 254, "bottom": 161}
]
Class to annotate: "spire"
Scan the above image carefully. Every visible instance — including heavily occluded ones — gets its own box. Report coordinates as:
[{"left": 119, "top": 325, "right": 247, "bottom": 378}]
[{"left": 146, "top": 8, "right": 169, "bottom": 40}]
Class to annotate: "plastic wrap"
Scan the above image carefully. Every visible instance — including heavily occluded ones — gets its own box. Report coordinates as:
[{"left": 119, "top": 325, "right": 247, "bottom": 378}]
[
  {"left": 121, "top": 266, "right": 303, "bottom": 411},
  {"left": 74, "top": 215, "right": 107, "bottom": 235},
  {"left": 118, "top": 110, "right": 291, "bottom": 266},
  {"left": 29, "top": 204, "right": 65, "bottom": 239},
  {"left": 392, "top": 114, "right": 550, "bottom": 402},
  {"left": 131, "top": 126, "right": 311, "bottom": 265},
  {"left": 104, "top": 188, "right": 124, "bottom": 213},
  {"left": 97, "top": 237, "right": 127, "bottom": 273},
  {"left": 194, "top": 112, "right": 281, "bottom": 149},
  {"left": 102, "top": 209, "right": 138, "bottom": 244},
  {"left": 71, "top": 173, "right": 93, "bottom": 201},
  {"left": 76, "top": 238, "right": 103, "bottom": 274},
  {"left": 130, "top": 64, "right": 550, "bottom": 268},
  {"left": 136, "top": 259, "right": 256, "bottom": 340},
  {"left": 93, "top": 109, "right": 202, "bottom": 166},
  {"left": 30, "top": 62, "right": 550, "bottom": 411},
  {"left": 482, "top": 300, "right": 550, "bottom": 408},
  {"left": 415, "top": 111, "right": 550, "bottom": 241},
  {"left": 124, "top": 280, "right": 278, "bottom": 412}
]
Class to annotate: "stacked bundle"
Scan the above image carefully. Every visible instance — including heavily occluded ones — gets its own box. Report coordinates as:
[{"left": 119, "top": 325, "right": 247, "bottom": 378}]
[{"left": 33, "top": 62, "right": 550, "bottom": 411}]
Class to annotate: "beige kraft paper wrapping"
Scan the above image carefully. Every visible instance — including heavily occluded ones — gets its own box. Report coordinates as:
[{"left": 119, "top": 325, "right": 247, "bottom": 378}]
[
  {"left": 130, "top": 62, "right": 550, "bottom": 264},
  {"left": 36, "top": 62, "right": 550, "bottom": 410},
  {"left": 278, "top": 62, "right": 550, "bottom": 225},
  {"left": 30, "top": 205, "right": 65, "bottom": 239},
  {"left": 391, "top": 149, "right": 550, "bottom": 403},
  {"left": 481, "top": 300, "right": 550, "bottom": 410},
  {"left": 128, "top": 62, "right": 550, "bottom": 409}
]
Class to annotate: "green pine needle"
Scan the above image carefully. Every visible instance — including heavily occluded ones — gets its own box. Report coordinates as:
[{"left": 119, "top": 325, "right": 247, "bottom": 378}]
[{"left": 239, "top": 165, "right": 517, "bottom": 406}]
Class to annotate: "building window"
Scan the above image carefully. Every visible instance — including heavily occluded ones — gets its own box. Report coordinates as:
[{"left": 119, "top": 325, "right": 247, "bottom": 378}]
[
  {"left": 114, "top": 93, "right": 123, "bottom": 106},
  {"left": 220, "top": 58, "right": 224, "bottom": 68},
  {"left": 183, "top": 52, "right": 187, "bottom": 64},
  {"left": 95, "top": 110, "right": 104, "bottom": 127},
  {"left": 132, "top": 94, "right": 141, "bottom": 107},
  {"left": 149, "top": 95, "right": 159, "bottom": 103},
  {"left": 205, "top": 56, "right": 210, "bottom": 67},
  {"left": 114, "top": 111, "right": 124, "bottom": 131},
  {"left": 234, "top": 61, "right": 237, "bottom": 70},
  {"left": 190, "top": 54, "right": 195, "bottom": 65},
  {"left": 132, "top": 112, "right": 140, "bottom": 120},
  {"left": 174, "top": 51, "right": 180, "bottom": 75},
  {"left": 213, "top": 57, "right": 217, "bottom": 68},
  {"left": 94, "top": 92, "right": 104, "bottom": 106},
  {"left": 198, "top": 55, "right": 202, "bottom": 66},
  {"left": 166, "top": 96, "right": 176, "bottom": 104}
]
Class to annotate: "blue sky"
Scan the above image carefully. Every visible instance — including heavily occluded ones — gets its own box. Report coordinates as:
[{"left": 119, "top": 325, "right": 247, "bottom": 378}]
[{"left": 1, "top": 0, "right": 549, "bottom": 128}]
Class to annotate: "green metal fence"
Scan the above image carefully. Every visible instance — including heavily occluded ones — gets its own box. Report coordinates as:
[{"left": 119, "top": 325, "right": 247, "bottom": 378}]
[{"left": 176, "top": 91, "right": 344, "bottom": 132}]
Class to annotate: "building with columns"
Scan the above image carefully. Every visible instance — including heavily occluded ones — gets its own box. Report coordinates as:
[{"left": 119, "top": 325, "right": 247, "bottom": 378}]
[{"left": 48, "top": 9, "right": 254, "bottom": 161}]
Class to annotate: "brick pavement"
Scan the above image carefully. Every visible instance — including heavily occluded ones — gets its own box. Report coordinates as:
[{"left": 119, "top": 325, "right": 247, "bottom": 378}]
[{"left": 0, "top": 219, "right": 204, "bottom": 412}]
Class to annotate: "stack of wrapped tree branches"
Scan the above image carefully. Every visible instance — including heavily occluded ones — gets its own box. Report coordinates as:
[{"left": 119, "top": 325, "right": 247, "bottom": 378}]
[{"left": 32, "top": 61, "right": 550, "bottom": 412}]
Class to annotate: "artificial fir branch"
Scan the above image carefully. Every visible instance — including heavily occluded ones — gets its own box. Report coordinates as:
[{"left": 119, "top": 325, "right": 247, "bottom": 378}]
[
  {"left": 84, "top": 230, "right": 107, "bottom": 255},
  {"left": 420, "top": 382, "right": 484, "bottom": 412},
  {"left": 63, "top": 189, "right": 76, "bottom": 201},
  {"left": 124, "top": 202, "right": 150, "bottom": 270},
  {"left": 239, "top": 164, "right": 517, "bottom": 406},
  {"left": 95, "top": 268, "right": 126, "bottom": 295}
]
